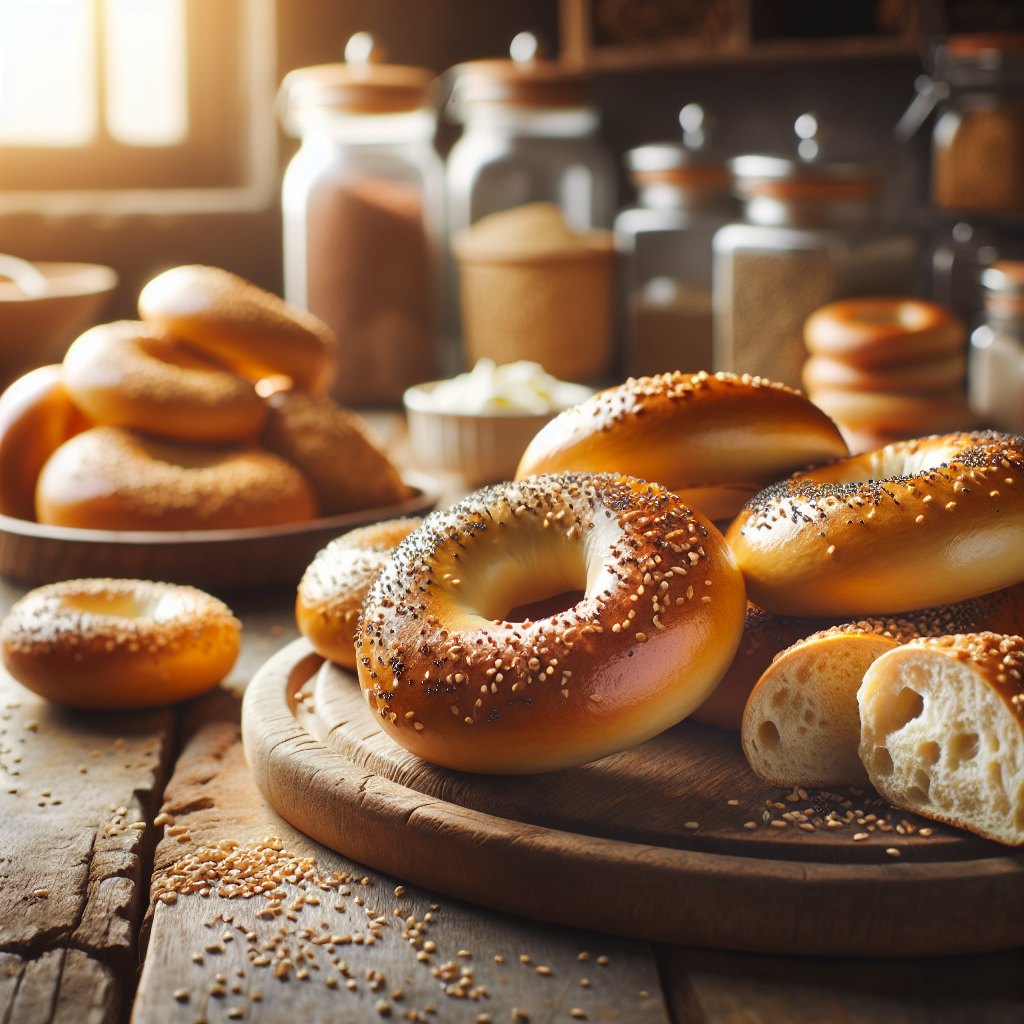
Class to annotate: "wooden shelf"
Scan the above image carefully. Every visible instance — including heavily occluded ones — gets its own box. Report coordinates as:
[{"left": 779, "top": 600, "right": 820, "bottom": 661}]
[{"left": 560, "top": 0, "right": 936, "bottom": 73}]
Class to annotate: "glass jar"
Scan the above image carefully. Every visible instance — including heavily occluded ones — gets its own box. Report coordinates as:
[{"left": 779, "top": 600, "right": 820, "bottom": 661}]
[
  {"left": 445, "top": 60, "right": 616, "bottom": 238},
  {"left": 614, "top": 133, "right": 736, "bottom": 379},
  {"left": 968, "top": 260, "right": 1024, "bottom": 432},
  {"left": 712, "top": 155, "right": 916, "bottom": 388},
  {"left": 931, "top": 34, "right": 1024, "bottom": 213},
  {"left": 279, "top": 62, "right": 444, "bottom": 406}
]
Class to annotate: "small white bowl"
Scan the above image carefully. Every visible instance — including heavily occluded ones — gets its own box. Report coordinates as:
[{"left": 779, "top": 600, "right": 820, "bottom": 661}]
[{"left": 403, "top": 381, "right": 571, "bottom": 485}]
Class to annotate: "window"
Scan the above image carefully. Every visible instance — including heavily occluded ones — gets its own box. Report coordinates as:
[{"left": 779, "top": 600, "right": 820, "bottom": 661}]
[{"left": 0, "top": 0, "right": 276, "bottom": 215}]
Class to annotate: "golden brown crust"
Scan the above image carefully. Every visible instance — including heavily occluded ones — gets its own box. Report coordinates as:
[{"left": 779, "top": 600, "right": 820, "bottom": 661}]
[
  {"left": 515, "top": 371, "right": 848, "bottom": 520},
  {"left": 296, "top": 517, "right": 423, "bottom": 669},
  {"left": 804, "top": 298, "right": 966, "bottom": 369},
  {"left": 36, "top": 426, "right": 318, "bottom": 531},
  {"left": 809, "top": 389, "right": 974, "bottom": 435},
  {"left": 357, "top": 473, "right": 747, "bottom": 773},
  {"left": 802, "top": 353, "right": 966, "bottom": 395},
  {"left": 62, "top": 320, "right": 267, "bottom": 443},
  {"left": 262, "top": 390, "right": 410, "bottom": 515},
  {"left": 727, "top": 431, "right": 1024, "bottom": 617},
  {"left": 138, "top": 265, "right": 338, "bottom": 394},
  {"left": 0, "top": 365, "right": 92, "bottom": 521},
  {"left": 691, "top": 582, "right": 1024, "bottom": 731},
  {"left": 0, "top": 579, "right": 240, "bottom": 709}
]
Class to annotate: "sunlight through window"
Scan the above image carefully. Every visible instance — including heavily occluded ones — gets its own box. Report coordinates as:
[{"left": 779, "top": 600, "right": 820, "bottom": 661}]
[
  {"left": 105, "top": 0, "right": 188, "bottom": 146},
  {"left": 0, "top": 0, "right": 97, "bottom": 146}
]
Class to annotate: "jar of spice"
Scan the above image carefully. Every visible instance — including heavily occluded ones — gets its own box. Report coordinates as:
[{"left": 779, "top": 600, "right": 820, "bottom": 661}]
[
  {"left": 712, "top": 152, "right": 916, "bottom": 388},
  {"left": 615, "top": 108, "right": 736, "bottom": 378},
  {"left": 279, "top": 58, "right": 443, "bottom": 405},
  {"left": 969, "top": 260, "right": 1024, "bottom": 432},
  {"left": 445, "top": 58, "right": 616, "bottom": 237},
  {"left": 931, "top": 34, "right": 1024, "bottom": 213}
]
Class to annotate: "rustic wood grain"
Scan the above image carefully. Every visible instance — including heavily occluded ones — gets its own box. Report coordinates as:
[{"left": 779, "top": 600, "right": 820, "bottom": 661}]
[
  {"left": 241, "top": 639, "right": 1024, "bottom": 957},
  {"left": 0, "top": 948, "right": 121, "bottom": 1024},
  {"left": 659, "top": 944, "right": 1024, "bottom": 1024},
  {"left": 134, "top": 689, "right": 669, "bottom": 1024},
  {"left": 314, "top": 661, "right": 999, "bottom": 865}
]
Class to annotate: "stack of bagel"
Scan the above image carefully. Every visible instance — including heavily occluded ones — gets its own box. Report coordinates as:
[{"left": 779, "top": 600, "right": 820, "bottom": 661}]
[
  {"left": 0, "top": 265, "right": 410, "bottom": 531},
  {"left": 293, "top": 368, "right": 1024, "bottom": 845},
  {"left": 802, "top": 297, "right": 975, "bottom": 453}
]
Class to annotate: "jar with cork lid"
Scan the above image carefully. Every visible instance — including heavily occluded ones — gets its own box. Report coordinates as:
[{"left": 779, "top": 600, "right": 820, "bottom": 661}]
[
  {"left": 445, "top": 43, "right": 616, "bottom": 237},
  {"left": 615, "top": 104, "right": 737, "bottom": 378},
  {"left": 279, "top": 37, "right": 444, "bottom": 406},
  {"left": 712, "top": 118, "right": 916, "bottom": 388}
]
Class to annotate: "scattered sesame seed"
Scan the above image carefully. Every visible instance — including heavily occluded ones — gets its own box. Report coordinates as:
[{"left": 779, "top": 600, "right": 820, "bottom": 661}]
[
  {"left": 853, "top": 833, "right": 869, "bottom": 841},
  {"left": 684, "top": 822, "right": 699, "bottom": 830},
  {"left": 886, "top": 848, "right": 901, "bottom": 857}
]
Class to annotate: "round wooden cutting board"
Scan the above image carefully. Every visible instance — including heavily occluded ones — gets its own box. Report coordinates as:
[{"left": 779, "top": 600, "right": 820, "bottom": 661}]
[{"left": 242, "top": 638, "right": 1024, "bottom": 957}]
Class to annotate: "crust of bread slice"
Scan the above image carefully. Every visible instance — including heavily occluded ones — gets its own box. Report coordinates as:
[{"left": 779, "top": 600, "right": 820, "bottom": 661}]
[{"left": 858, "top": 632, "right": 1024, "bottom": 846}]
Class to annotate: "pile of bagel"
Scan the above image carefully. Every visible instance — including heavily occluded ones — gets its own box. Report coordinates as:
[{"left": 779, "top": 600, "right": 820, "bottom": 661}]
[
  {"left": 0, "top": 265, "right": 410, "bottom": 531},
  {"left": 296, "top": 369, "right": 1024, "bottom": 847}
]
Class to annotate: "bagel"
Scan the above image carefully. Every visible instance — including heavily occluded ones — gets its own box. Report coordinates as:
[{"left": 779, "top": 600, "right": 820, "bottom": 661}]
[
  {"left": 809, "top": 388, "right": 975, "bottom": 435},
  {"left": 727, "top": 431, "right": 1024, "bottom": 617},
  {"left": 296, "top": 518, "right": 423, "bottom": 670},
  {"left": 0, "top": 365, "right": 92, "bottom": 521},
  {"left": 802, "top": 353, "right": 966, "bottom": 396},
  {"left": 357, "top": 473, "right": 746, "bottom": 773},
  {"left": 1, "top": 578, "right": 240, "bottom": 709},
  {"left": 262, "top": 389, "right": 411, "bottom": 514},
  {"left": 62, "top": 320, "right": 266, "bottom": 443},
  {"left": 740, "top": 585, "right": 1024, "bottom": 788},
  {"left": 138, "top": 265, "right": 338, "bottom": 394},
  {"left": 516, "top": 371, "right": 849, "bottom": 520},
  {"left": 36, "top": 426, "right": 318, "bottom": 531},
  {"left": 804, "top": 298, "right": 966, "bottom": 370},
  {"left": 859, "top": 633, "right": 1024, "bottom": 846},
  {"left": 693, "top": 582, "right": 1024, "bottom": 732}
]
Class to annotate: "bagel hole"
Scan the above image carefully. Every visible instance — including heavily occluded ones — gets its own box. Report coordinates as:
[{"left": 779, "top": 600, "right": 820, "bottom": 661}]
[
  {"left": 757, "top": 720, "right": 781, "bottom": 752},
  {"left": 61, "top": 590, "right": 186, "bottom": 621},
  {"left": 505, "top": 590, "right": 586, "bottom": 623}
]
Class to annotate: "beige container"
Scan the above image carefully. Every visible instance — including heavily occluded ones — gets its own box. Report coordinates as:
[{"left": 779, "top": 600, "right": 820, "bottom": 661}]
[{"left": 453, "top": 203, "right": 613, "bottom": 382}]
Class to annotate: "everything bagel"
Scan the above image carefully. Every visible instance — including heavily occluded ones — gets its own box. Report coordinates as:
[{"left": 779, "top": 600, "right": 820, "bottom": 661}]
[
  {"left": 727, "top": 431, "right": 1024, "bottom": 617},
  {"left": 357, "top": 473, "right": 746, "bottom": 773},
  {"left": 516, "top": 371, "right": 848, "bottom": 520}
]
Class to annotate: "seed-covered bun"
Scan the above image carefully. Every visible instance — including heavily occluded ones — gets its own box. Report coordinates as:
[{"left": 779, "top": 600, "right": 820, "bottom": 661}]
[
  {"left": 858, "top": 633, "right": 1024, "bottom": 846},
  {"left": 728, "top": 431, "right": 1024, "bottom": 617},
  {"left": 138, "top": 265, "right": 338, "bottom": 394},
  {"left": 516, "top": 371, "right": 848, "bottom": 520}
]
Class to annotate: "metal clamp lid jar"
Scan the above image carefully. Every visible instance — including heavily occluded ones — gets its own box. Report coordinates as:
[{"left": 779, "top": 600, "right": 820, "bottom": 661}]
[{"left": 278, "top": 46, "right": 443, "bottom": 405}]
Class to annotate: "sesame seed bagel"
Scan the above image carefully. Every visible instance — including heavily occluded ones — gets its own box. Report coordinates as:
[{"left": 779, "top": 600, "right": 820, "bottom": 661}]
[
  {"left": 62, "top": 321, "right": 267, "bottom": 443},
  {"left": 804, "top": 298, "right": 966, "bottom": 370},
  {"left": 693, "top": 583, "right": 1024, "bottom": 732},
  {"left": 36, "top": 426, "right": 318, "bottom": 531},
  {"left": 741, "top": 589, "right": 1024, "bottom": 789},
  {"left": 727, "top": 431, "right": 1024, "bottom": 618},
  {"left": 296, "top": 518, "right": 423, "bottom": 670},
  {"left": 1, "top": 579, "right": 240, "bottom": 709},
  {"left": 515, "top": 371, "right": 848, "bottom": 520},
  {"left": 0, "top": 365, "right": 92, "bottom": 521},
  {"left": 263, "top": 390, "right": 411, "bottom": 515},
  {"left": 138, "top": 265, "right": 338, "bottom": 394},
  {"left": 859, "top": 632, "right": 1024, "bottom": 846},
  {"left": 357, "top": 473, "right": 747, "bottom": 774}
]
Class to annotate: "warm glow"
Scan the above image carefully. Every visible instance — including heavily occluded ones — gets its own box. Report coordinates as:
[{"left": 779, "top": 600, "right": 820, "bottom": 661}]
[
  {"left": 0, "top": 0, "right": 97, "bottom": 146},
  {"left": 105, "top": 0, "right": 188, "bottom": 146},
  {"left": 0, "top": 0, "right": 188, "bottom": 149}
]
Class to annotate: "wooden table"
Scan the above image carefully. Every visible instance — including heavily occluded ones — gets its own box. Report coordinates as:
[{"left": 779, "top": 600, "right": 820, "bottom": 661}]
[{"left": 1, "top": 577, "right": 1020, "bottom": 1024}]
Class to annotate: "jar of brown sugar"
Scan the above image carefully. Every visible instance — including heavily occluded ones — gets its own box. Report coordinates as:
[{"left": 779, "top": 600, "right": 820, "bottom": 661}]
[
  {"left": 279, "top": 57, "right": 443, "bottom": 405},
  {"left": 931, "top": 34, "right": 1024, "bottom": 213}
]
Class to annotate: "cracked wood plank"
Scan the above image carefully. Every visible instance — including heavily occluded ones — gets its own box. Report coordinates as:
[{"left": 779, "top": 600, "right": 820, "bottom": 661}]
[
  {"left": 133, "top": 691, "right": 669, "bottom": 1024},
  {"left": 0, "top": 948, "right": 120, "bottom": 1024}
]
